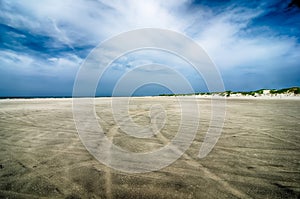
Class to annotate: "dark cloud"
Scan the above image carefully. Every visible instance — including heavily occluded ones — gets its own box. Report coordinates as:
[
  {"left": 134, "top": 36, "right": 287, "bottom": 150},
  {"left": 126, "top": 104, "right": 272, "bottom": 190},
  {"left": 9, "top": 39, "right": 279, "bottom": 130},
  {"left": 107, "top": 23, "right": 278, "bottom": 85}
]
[{"left": 287, "top": 0, "right": 300, "bottom": 9}]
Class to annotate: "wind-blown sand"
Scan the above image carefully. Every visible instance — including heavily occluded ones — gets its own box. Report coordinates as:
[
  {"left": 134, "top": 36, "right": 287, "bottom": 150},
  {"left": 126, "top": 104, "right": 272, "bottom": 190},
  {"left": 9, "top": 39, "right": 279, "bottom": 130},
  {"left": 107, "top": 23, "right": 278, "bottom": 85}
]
[{"left": 0, "top": 97, "right": 299, "bottom": 198}]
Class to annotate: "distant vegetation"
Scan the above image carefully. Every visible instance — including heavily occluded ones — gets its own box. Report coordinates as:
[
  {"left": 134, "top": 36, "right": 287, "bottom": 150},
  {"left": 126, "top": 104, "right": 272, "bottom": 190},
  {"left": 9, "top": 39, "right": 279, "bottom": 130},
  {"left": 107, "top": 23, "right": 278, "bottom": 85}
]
[
  {"left": 269, "top": 87, "right": 300, "bottom": 94},
  {"left": 159, "top": 87, "right": 300, "bottom": 97}
]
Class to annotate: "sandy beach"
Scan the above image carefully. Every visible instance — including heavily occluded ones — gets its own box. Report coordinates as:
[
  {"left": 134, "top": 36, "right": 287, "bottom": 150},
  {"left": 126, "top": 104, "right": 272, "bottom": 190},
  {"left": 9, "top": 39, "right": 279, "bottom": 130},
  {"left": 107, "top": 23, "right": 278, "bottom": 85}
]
[{"left": 0, "top": 97, "right": 299, "bottom": 198}]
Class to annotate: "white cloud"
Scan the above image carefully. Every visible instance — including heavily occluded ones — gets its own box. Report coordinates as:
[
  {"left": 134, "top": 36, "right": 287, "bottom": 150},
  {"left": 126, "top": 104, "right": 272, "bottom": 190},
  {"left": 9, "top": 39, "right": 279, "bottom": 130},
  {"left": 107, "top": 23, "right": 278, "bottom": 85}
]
[
  {"left": 194, "top": 6, "right": 300, "bottom": 71},
  {"left": 0, "top": 50, "right": 81, "bottom": 77},
  {"left": 1, "top": 0, "right": 191, "bottom": 46}
]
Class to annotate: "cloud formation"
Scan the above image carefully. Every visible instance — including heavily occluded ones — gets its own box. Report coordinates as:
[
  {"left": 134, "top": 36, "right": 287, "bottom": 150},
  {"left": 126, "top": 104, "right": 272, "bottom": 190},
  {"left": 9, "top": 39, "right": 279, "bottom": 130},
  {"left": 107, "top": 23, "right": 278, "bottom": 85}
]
[{"left": 0, "top": 0, "right": 299, "bottom": 96}]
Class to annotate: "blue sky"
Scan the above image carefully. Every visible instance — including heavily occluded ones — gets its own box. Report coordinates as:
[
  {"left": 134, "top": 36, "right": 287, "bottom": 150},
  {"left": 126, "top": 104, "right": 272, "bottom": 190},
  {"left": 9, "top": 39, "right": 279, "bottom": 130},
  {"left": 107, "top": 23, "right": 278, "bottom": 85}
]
[{"left": 0, "top": 0, "right": 299, "bottom": 97}]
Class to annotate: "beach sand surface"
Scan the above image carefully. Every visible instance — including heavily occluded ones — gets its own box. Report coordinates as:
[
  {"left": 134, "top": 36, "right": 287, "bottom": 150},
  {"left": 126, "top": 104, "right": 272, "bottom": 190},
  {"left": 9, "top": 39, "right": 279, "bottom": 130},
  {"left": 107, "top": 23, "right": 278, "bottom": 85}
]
[{"left": 0, "top": 97, "right": 299, "bottom": 198}]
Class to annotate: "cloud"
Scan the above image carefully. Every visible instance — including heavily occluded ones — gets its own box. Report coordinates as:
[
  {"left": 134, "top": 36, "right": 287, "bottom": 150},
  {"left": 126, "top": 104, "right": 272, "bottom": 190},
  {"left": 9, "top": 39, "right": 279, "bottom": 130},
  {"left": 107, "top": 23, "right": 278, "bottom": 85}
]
[
  {"left": 0, "top": 0, "right": 190, "bottom": 46},
  {"left": 0, "top": 0, "right": 299, "bottom": 96},
  {"left": 189, "top": 2, "right": 299, "bottom": 65},
  {"left": 0, "top": 49, "right": 81, "bottom": 97}
]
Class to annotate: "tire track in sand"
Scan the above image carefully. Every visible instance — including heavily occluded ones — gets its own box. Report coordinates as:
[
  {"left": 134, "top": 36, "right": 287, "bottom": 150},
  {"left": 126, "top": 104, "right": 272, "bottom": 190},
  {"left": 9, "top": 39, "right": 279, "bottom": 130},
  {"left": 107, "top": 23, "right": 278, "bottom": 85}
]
[
  {"left": 97, "top": 108, "right": 155, "bottom": 199},
  {"left": 96, "top": 114, "right": 114, "bottom": 199},
  {"left": 156, "top": 129, "right": 252, "bottom": 199},
  {"left": 98, "top": 106, "right": 251, "bottom": 199}
]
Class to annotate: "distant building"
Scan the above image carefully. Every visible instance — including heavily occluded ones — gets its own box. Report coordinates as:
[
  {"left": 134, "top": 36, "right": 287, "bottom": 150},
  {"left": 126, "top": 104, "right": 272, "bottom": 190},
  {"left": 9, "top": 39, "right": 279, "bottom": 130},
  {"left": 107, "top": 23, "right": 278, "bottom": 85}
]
[{"left": 263, "top": 90, "right": 270, "bottom": 95}]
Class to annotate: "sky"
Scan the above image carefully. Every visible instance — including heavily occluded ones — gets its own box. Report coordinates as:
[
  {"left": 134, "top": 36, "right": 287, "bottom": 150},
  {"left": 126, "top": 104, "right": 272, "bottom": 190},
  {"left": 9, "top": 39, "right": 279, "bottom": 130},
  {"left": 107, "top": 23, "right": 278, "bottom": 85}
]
[{"left": 0, "top": 0, "right": 300, "bottom": 97}]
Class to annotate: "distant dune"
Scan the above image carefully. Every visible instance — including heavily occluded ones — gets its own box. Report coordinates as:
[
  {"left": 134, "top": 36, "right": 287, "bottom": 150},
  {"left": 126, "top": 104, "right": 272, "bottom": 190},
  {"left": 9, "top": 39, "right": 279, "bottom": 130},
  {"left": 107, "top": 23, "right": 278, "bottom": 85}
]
[{"left": 160, "top": 86, "right": 300, "bottom": 99}]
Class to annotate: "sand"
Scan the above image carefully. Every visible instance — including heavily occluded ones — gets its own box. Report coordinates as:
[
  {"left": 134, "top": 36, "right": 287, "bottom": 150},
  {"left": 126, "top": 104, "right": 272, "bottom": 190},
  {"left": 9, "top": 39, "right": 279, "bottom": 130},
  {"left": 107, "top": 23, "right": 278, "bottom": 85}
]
[{"left": 0, "top": 97, "right": 299, "bottom": 198}]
